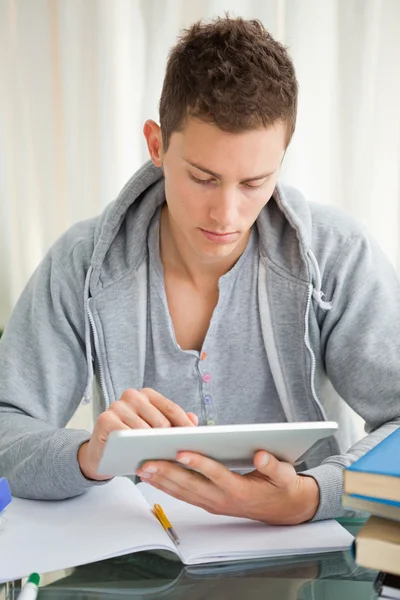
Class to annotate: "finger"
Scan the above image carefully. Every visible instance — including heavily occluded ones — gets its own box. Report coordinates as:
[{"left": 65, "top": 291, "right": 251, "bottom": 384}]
[
  {"left": 120, "top": 389, "right": 171, "bottom": 428},
  {"left": 95, "top": 410, "right": 131, "bottom": 442},
  {"left": 137, "top": 460, "right": 216, "bottom": 507},
  {"left": 143, "top": 476, "right": 212, "bottom": 510},
  {"left": 176, "top": 452, "right": 237, "bottom": 488},
  {"left": 186, "top": 412, "right": 199, "bottom": 426},
  {"left": 108, "top": 399, "right": 151, "bottom": 429},
  {"left": 253, "top": 451, "right": 297, "bottom": 488},
  {"left": 141, "top": 388, "right": 196, "bottom": 427},
  {"left": 138, "top": 460, "right": 205, "bottom": 491}
]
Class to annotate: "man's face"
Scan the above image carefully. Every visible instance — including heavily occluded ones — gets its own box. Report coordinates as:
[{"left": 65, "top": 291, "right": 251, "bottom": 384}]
[{"left": 160, "top": 118, "right": 286, "bottom": 261}]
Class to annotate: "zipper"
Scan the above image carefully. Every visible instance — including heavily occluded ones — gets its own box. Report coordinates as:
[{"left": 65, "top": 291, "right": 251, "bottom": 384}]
[
  {"left": 303, "top": 284, "right": 327, "bottom": 421},
  {"left": 86, "top": 297, "right": 110, "bottom": 409}
]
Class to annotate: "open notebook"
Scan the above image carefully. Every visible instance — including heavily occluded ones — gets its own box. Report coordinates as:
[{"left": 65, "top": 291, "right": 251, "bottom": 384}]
[{"left": 0, "top": 477, "right": 353, "bottom": 583}]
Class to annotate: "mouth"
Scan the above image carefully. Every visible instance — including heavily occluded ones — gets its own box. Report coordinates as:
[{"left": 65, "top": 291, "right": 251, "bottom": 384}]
[{"left": 199, "top": 229, "right": 239, "bottom": 243}]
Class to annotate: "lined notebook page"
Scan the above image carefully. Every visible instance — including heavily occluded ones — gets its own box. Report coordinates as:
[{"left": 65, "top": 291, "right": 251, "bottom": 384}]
[
  {"left": 139, "top": 483, "right": 354, "bottom": 565},
  {"left": 0, "top": 477, "right": 174, "bottom": 583}
]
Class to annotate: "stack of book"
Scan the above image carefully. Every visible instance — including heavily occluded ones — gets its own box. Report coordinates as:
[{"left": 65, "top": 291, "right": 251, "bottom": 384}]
[{"left": 343, "top": 428, "right": 400, "bottom": 598}]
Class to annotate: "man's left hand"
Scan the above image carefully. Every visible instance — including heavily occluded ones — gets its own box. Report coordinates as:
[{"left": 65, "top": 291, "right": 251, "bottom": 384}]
[{"left": 136, "top": 451, "right": 320, "bottom": 525}]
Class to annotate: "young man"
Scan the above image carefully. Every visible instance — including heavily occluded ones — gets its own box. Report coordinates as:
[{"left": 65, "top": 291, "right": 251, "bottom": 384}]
[{"left": 0, "top": 17, "right": 399, "bottom": 525}]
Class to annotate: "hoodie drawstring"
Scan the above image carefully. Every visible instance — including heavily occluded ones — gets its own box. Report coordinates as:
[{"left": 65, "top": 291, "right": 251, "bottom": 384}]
[
  {"left": 307, "top": 249, "right": 333, "bottom": 311},
  {"left": 82, "top": 266, "right": 94, "bottom": 404}
]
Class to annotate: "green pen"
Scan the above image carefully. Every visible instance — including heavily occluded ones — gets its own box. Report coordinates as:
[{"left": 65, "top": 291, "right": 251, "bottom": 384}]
[{"left": 17, "top": 573, "right": 40, "bottom": 600}]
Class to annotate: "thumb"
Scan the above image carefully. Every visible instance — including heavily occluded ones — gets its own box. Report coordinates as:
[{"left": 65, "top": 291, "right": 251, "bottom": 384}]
[
  {"left": 253, "top": 451, "right": 296, "bottom": 488},
  {"left": 186, "top": 412, "right": 199, "bottom": 426}
]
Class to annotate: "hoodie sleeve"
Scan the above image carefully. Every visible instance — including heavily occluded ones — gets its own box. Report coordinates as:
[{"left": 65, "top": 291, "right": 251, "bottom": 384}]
[
  {"left": 0, "top": 228, "right": 107, "bottom": 500},
  {"left": 302, "top": 232, "right": 400, "bottom": 521}
]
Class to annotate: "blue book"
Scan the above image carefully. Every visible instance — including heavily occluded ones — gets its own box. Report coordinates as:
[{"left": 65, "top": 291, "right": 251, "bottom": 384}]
[
  {"left": 342, "top": 493, "right": 400, "bottom": 522},
  {"left": 0, "top": 477, "right": 12, "bottom": 529},
  {"left": 343, "top": 428, "right": 400, "bottom": 503}
]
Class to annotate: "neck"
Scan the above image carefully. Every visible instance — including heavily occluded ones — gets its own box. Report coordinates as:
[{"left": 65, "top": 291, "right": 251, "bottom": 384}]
[{"left": 160, "top": 204, "right": 250, "bottom": 287}]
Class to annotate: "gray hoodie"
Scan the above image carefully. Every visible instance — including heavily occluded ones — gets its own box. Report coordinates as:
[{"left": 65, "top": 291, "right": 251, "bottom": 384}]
[{"left": 0, "top": 161, "right": 399, "bottom": 521}]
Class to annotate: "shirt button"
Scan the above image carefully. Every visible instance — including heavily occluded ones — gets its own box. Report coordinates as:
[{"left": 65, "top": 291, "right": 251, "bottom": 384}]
[
  {"left": 207, "top": 419, "right": 215, "bottom": 426},
  {"left": 201, "top": 352, "right": 207, "bottom": 361},
  {"left": 204, "top": 395, "right": 212, "bottom": 405},
  {"left": 202, "top": 373, "right": 211, "bottom": 383}
]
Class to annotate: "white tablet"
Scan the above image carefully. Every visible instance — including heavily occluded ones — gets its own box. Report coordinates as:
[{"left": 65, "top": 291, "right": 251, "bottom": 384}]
[{"left": 97, "top": 421, "right": 337, "bottom": 476}]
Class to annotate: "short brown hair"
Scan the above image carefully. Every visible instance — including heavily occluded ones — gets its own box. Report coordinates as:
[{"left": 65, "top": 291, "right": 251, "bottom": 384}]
[{"left": 159, "top": 16, "right": 298, "bottom": 151}]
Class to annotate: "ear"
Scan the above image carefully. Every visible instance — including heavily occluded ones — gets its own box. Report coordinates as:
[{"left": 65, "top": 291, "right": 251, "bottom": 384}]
[{"left": 143, "top": 120, "right": 163, "bottom": 167}]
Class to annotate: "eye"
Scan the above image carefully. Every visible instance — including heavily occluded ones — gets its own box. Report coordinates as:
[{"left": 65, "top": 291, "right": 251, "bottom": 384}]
[
  {"left": 189, "top": 173, "right": 215, "bottom": 185},
  {"left": 243, "top": 179, "right": 268, "bottom": 190},
  {"left": 244, "top": 183, "right": 261, "bottom": 190},
  {"left": 244, "top": 183, "right": 264, "bottom": 190}
]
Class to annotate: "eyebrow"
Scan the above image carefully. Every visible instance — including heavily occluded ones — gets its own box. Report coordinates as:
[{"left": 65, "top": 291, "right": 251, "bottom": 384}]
[{"left": 184, "top": 160, "right": 276, "bottom": 183}]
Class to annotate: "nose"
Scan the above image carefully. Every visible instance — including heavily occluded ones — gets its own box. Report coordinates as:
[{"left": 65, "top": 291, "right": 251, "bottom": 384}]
[{"left": 208, "top": 187, "right": 239, "bottom": 229}]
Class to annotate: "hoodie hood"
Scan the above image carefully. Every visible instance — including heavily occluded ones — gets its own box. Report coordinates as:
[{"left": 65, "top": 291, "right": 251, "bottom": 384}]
[
  {"left": 89, "top": 160, "right": 330, "bottom": 304},
  {"left": 89, "top": 161, "right": 166, "bottom": 293}
]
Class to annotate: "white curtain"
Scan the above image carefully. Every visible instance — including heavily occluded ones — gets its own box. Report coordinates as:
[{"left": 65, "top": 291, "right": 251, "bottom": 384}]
[{"left": 1, "top": 0, "right": 400, "bottom": 329}]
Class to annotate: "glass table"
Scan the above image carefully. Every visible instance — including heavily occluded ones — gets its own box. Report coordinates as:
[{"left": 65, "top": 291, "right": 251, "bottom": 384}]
[{"left": 1, "top": 520, "right": 379, "bottom": 600}]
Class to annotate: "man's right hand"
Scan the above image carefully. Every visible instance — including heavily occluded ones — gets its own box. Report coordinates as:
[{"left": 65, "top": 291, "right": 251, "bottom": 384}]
[{"left": 77, "top": 388, "right": 198, "bottom": 481}]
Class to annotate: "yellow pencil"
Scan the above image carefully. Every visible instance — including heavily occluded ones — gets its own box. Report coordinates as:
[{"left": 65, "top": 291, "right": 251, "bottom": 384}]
[{"left": 152, "top": 504, "right": 180, "bottom": 545}]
